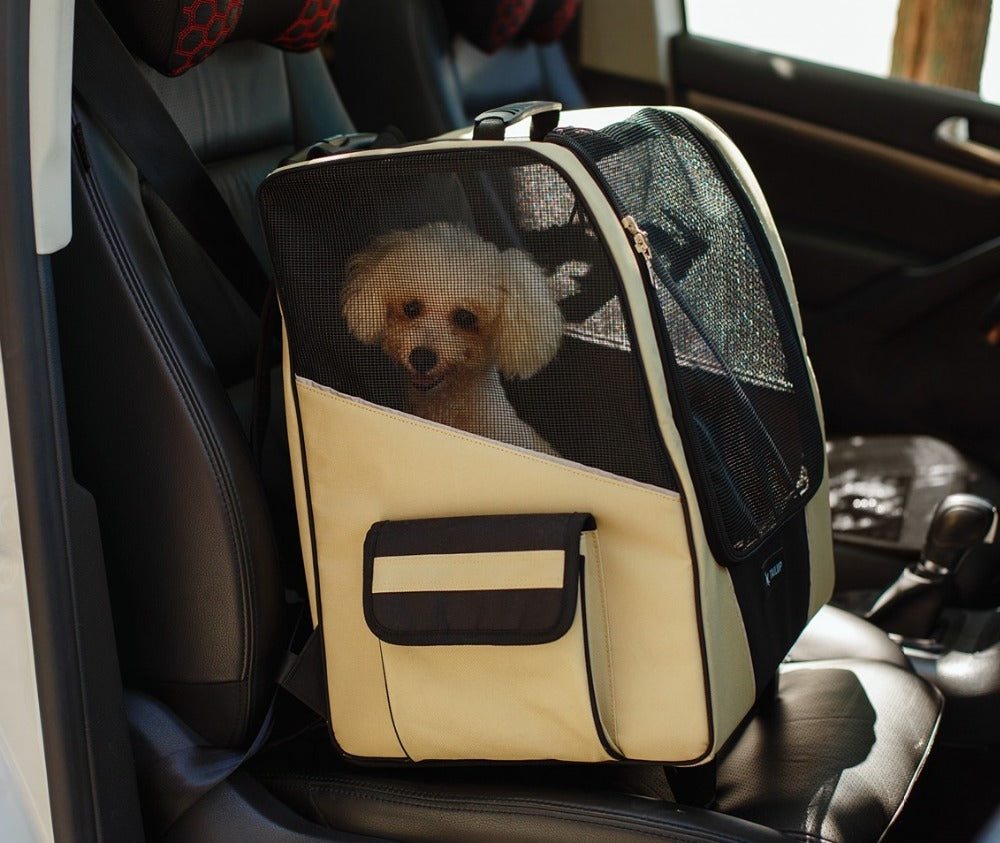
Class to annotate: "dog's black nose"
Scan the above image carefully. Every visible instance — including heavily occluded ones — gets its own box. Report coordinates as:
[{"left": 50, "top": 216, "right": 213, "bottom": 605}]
[{"left": 409, "top": 347, "right": 438, "bottom": 374}]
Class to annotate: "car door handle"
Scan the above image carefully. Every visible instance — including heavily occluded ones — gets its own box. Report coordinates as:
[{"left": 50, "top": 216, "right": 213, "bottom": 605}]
[{"left": 933, "top": 116, "right": 1000, "bottom": 168}]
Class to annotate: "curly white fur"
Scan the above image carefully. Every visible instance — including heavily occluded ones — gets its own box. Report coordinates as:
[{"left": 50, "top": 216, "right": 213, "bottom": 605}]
[{"left": 342, "top": 222, "right": 564, "bottom": 455}]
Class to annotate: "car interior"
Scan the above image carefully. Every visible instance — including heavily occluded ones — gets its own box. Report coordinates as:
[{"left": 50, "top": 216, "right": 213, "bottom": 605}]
[{"left": 3, "top": 0, "right": 1000, "bottom": 840}]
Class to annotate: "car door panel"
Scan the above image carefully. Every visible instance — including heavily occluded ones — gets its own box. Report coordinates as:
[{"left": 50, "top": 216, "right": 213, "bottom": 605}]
[{"left": 671, "top": 35, "right": 1000, "bottom": 471}]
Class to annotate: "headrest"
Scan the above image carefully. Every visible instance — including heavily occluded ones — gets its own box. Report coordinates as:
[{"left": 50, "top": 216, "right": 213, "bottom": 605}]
[
  {"left": 99, "top": 0, "right": 340, "bottom": 77},
  {"left": 442, "top": 0, "right": 581, "bottom": 54},
  {"left": 523, "top": 0, "right": 581, "bottom": 44}
]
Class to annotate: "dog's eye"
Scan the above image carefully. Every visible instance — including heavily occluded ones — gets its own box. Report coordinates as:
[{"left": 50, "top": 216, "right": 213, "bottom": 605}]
[
  {"left": 452, "top": 308, "right": 478, "bottom": 331},
  {"left": 402, "top": 300, "right": 422, "bottom": 319}
]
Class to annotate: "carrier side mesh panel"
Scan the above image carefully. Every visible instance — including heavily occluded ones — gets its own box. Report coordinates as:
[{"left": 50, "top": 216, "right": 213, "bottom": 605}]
[
  {"left": 259, "top": 147, "right": 676, "bottom": 490},
  {"left": 553, "top": 110, "right": 824, "bottom": 560}
]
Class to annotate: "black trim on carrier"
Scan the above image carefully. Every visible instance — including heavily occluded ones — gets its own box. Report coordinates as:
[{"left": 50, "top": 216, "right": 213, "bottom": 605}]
[
  {"left": 728, "top": 512, "right": 811, "bottom": 691},
  {"left": 363, "top": 513, "right": 595, "bottom": 646}
]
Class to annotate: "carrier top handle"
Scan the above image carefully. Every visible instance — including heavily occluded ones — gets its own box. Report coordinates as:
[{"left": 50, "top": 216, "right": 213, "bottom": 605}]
[{"left": 473, "top": 101, "right": 563, "bottom": 141}]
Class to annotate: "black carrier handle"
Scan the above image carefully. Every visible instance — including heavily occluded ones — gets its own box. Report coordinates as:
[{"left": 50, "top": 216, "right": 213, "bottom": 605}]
[{"left": 473, "top": 101, "right": 563, "bottom": 141}]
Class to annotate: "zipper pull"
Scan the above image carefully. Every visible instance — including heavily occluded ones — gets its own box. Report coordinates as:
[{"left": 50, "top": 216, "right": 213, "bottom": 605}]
[{"left": 621, "top": 215, "right": 653, "bottom": 267}]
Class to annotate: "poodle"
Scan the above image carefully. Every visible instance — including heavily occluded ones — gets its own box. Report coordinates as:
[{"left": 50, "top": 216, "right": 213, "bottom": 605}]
[{"left": 341, "top": 222, "right": 564, "bottom": 455}]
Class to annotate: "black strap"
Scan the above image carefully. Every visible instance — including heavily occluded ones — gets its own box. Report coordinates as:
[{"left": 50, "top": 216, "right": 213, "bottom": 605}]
[
  {"left": 664, "top": 761, "right": 718, "bottom": 808},
  {"left": 129, "top": 621, "right": 323, "bottom": 838},
  {"left": 276, "top": 625, "right": 327, "bottom": 718},
  {"left": 72, "top": 0, "right": 269, "bottom": 314}
]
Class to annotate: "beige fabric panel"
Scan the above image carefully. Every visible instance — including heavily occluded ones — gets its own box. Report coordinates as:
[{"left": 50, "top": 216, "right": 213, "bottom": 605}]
[
  {"left": 806, "top": 476, "right": 836, "bottom": 616},
  {"left": 803, "top": 357, "right": 836, "bottom": 616},
  {"left": 295, "top": 379, "right": 714, "bottom": 762},
  {"left": 372, "top": 550, "right": 565, "bottom": 593},
  {"left": 380, "top": 598, "right": 613, "bottom": 762}
]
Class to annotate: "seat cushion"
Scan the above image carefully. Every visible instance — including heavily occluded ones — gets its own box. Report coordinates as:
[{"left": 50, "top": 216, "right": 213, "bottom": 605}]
[
  {"left": 787, "top": 604, "right": 911, "bottom": 669},
  {"left": 253, "top": 659, "right": 942, "bottom": 842},
  {"left": 717, "top": 659, "right": 941, "bottom": 841}
]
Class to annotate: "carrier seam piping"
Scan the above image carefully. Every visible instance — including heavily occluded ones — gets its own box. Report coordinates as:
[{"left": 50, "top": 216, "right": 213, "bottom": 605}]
[{"left": 588, "top": 530, "right": 618, "bottom": 740}]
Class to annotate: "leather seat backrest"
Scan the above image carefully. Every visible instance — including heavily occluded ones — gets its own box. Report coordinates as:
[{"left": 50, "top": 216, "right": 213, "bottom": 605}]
[
  {"left": 54, "top": 1, "right": 350, "bottom": 747},
  {"left": 332, "top": 0, "right": 586, "bottom": 140}
]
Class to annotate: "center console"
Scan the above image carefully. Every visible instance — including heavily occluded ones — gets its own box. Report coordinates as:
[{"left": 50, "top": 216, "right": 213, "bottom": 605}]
[{"left": 827, "top": 435, "right": 1000, "bottom": 747}]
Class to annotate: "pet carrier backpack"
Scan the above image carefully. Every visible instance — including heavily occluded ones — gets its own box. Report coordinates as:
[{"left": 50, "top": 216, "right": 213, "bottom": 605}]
[{"left": 257, "top": 102, "right": 835, "bottom": 766}]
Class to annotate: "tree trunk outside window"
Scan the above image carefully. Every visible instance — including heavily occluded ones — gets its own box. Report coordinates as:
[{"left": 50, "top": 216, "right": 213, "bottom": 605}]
[{"left": 891, "top": 0, "right": 992, "bottom": 93}]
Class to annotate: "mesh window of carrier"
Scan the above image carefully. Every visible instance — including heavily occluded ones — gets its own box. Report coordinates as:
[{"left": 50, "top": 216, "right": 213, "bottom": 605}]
[{"left": 258, "top": 103, "right": 834, "bottom": 766}]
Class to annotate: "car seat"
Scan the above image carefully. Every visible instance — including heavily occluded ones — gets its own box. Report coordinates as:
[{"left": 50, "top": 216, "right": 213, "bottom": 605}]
[
  {"left": 52, "top": 0, "right": 941, "bottom": 839},
  {"left": 331, "top": 0, "right": 586, "bottom": 140}
]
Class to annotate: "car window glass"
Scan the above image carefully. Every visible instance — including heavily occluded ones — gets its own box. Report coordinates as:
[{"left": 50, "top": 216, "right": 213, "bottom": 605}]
[{"left": 685, "top": 0, "right": 1000, "bottom": 103}]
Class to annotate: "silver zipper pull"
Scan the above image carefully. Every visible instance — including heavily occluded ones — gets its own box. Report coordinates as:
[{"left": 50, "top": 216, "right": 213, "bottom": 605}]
[{"left": 621, "top": 214, "right": 653, "bottom": 266}]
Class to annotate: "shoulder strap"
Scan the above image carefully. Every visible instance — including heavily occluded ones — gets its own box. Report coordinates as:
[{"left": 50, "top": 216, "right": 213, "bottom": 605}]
[{"left": 72, "top": 0, "right": 269, "bottom": 314}]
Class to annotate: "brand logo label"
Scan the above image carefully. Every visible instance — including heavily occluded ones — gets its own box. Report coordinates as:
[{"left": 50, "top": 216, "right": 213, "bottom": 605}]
[{"left": 763, "top": 558, "right": 784, "bottom": 588}]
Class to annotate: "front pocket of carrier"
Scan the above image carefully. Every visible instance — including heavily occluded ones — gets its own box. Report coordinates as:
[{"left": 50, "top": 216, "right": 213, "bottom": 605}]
[{"left": 363, "top": 512, "right": 618, "bottom": 762}]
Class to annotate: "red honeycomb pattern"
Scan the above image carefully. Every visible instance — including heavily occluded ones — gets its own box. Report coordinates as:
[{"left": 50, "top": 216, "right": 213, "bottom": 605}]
[
  {"left": 271, "top": 0, "right": 340, "bottom": 52},
  {"left": 168, "top": 0, "right": 244, "bottom": 76},
  {"left": 484, "top": 0, "right": 534, "bottom": 52},
  {"left": 527, "top": 0, "right": 580, "bottom": 43}
]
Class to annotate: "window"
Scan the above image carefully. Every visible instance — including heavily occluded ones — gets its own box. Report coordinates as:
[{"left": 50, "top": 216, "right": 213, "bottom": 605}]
[{"left": 685, "top": 0, "right": 1000, "bottom": 103}]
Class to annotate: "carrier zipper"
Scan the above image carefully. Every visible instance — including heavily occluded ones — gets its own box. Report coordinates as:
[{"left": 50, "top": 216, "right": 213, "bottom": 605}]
[{"left": 621, "top": 215, "right": 653, "bottom": 270}]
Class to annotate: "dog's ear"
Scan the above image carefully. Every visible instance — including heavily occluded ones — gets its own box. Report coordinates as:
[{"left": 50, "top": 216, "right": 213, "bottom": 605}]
[
  {"left": 494, "top": 252, "right": 565, "bottom": 379},
  {"left": 341, "top": 262, "right": 387, "bottom": 345}
]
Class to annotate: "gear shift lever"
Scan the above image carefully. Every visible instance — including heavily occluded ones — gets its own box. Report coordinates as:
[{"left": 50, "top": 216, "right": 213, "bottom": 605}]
[{"left": 866, "top": 493, "right": 998, "bottom": 638}]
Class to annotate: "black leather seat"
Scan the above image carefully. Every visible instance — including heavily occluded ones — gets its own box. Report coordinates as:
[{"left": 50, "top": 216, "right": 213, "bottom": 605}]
[
  {"left": 53, "top": 1, "right": 942, "bottom": 840},
  {"left": 331, "top": 0, "right": 586, "bottom": 140}
]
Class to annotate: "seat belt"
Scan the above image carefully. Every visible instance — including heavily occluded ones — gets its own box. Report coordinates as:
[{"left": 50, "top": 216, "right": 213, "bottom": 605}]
[
  {"left": 72, "top": 0, "right": 270, "bottom": 315},
  {"left": 73, "top": 0, "right": 284, "bottom": 463},
  {"left": 128, "top": 625, "right": 325, "bottom": 838}
]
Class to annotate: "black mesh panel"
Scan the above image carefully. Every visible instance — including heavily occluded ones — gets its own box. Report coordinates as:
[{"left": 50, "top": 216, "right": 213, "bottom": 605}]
[
  {"left": 553, "top": 110, "right": 824, "bottom": 561},
  {"left": 259, "top": 147, "right": 676, "bottom": 489}
]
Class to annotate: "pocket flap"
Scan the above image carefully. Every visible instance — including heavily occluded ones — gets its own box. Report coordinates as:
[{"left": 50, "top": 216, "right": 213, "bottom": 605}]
[{"left": 363, "top": 513, "right": 595, "bottom": 645}]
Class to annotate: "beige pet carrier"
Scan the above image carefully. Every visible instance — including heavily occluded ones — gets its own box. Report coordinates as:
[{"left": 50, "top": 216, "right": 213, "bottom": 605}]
[{"left": 257, "top": 102, "right": 834, "bottom": 765}]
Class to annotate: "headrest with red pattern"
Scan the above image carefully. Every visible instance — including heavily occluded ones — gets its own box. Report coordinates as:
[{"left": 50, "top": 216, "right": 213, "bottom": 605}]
[
  {"left": 99, "top": 0, "right": 339, "bottom": 77},
  {"left": 440, "top": 0, "right": 581, "bottom": 54}
]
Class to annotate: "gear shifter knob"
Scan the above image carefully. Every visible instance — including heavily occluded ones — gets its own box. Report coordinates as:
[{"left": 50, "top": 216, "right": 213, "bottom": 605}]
[
  {"left": 867, "top": 493, "right": 997, "bottom": 638},
  {"left": 919, "top": 493, "right": 998, "bottom": 576}
]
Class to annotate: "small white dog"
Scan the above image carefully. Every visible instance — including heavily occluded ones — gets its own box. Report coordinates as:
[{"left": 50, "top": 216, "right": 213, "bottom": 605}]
[{"left": 341, "top": 222, "right": 564, "bottom": 455}]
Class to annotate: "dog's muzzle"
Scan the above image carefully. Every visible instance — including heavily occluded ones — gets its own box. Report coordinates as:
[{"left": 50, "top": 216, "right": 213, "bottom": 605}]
[{"left": 408, "top": 347, "right": 443, "bottom": 391}]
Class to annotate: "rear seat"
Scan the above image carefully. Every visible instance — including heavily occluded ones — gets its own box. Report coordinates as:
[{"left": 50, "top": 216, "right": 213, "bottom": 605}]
[{"left": 52, "top": 1, "right": 942, "bottom": 839}]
